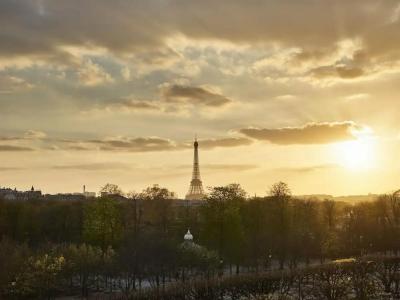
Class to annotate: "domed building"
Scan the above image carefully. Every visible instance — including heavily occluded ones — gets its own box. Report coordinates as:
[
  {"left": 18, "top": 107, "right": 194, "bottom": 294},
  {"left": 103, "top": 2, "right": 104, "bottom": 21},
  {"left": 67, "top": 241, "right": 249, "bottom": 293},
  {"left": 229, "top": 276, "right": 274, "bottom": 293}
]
[
  {"left": 179, "top": 229, "right": 218, "bottom": 280},
  {"left": 184, "top": 229, "right": 193, "bottom": 242}
]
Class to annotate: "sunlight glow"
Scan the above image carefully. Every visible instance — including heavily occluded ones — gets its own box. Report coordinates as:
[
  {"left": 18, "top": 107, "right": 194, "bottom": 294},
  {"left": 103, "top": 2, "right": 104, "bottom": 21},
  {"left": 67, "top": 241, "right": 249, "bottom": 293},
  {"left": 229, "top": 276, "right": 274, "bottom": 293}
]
[{"left": 334, "top": 138, "right": 376, "bottom": 170}]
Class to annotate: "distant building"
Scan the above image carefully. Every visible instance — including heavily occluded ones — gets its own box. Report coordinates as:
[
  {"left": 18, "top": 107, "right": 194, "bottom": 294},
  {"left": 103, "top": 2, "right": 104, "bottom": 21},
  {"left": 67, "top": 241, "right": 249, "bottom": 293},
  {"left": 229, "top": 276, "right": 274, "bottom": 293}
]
[
  {"left": 44, "top": 185, "right": 96, "bottom": 201},
  {"left": 185, "top": 138, "right": 206, "bottom": 200},
  {"left": 43, "top": 193, "right": 86, "bottom": 201},
  {"left": 0, "top": 186, "right": 41, "bottom": 201},
  {"left": 74, "top": 185, "right": 96, "bottom": 198},
  {"left": 0, "top": 188, "right": 17, "bottom": 200}
]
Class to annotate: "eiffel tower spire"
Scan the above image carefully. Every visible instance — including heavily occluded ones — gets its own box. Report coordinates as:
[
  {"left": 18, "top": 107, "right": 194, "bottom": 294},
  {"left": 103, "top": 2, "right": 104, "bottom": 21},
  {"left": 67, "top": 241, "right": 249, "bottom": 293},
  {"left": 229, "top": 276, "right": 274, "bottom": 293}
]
[{"left": 185, "top": 136, "right": 205, "bottom": 200}]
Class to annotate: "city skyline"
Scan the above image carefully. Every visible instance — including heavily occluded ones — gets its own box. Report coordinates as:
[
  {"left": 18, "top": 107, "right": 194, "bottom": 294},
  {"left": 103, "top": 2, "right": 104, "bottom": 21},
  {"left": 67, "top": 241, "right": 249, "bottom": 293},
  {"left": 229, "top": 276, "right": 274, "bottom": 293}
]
[{"left": 1, "top": 0, "right": 400, "bottom": 197}]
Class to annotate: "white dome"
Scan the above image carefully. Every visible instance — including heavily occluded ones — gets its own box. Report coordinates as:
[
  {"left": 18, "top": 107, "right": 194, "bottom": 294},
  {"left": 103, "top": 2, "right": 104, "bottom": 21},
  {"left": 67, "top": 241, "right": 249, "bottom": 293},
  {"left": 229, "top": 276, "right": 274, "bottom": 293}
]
[{"left": 184, "top": 229, "right": 193, "bottom": 241}]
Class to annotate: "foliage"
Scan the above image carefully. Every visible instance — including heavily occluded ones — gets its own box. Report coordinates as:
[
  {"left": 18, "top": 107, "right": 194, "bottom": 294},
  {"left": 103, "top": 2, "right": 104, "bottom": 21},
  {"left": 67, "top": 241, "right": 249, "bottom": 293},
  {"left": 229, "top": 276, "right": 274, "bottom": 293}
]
[
  {"left": 100, "top": 183, "right": 124, "bottom": 196},
  {"left": 201, "top": 184, "right": 246, "bottom": 270},
  {"left": 83, "top": 196, "right": 123, "bottom": 251},
  {"left": 2, "top": 183, "right": 400, "bottom": 298},
  {"left": 7, "top": 252, "right": 65, "bottom": 299}
]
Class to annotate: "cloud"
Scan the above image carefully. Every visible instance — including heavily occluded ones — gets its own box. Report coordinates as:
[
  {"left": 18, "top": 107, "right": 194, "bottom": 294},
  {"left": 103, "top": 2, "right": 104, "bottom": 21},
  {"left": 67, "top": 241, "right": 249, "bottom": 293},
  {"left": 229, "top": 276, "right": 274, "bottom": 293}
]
[
  {"left": 239, "top": 122, "right": 364, "bottom": 145},
  {"left": 310, "top": 65, "right": 364, "bottom": 80},
  {"left": 118, "top": 100, "right": 160, "bottom": 111},
  {"left": 390, "top": 4, "right": 400, "bottom": 23},
  {"left": 251, "top": 40, "right": 384, "bottom": 85},
  {"left": 344, "top": 93, "right": 371, "bottom": 101},
  {"left": 0, "top": 167, "right": 25, "bottom": 171},
  {"left": 198, "top": 137, "right": 253, "bottom": 149},
  {"left": 276, "top": 164, "right": 339, "bottom": 173},
  {"left": 121, "top": 66, "right": 131, "bottom": 81},
  {"left": 0, "top": 136, "right": 21, "bottom": 142},
  {"left": 203, "top": 164, "right": 258, "bottom": 171},
  {"left": 0, "top": 131, "right": 254, "bottom": 153},
  {"left": 1, "top": 0, "right": 399, "bottom": 86},
  {"left": 177, "top": 163, "right": 258, "bottom": 172},
  {"left": 84, "top": 136, "right": 252, "bottom": 152},
  {"left": 0, "top": 145, "right": 34, "bottom": 151},
  {"left": 162, "top": 85, "right": 232, "bottom": 107},
  {"left": 43, "top": 136, "right": 178, "bottom": 152},
  {"left": 86, "top": 84, "right": 233, "bottom": 116},
  {"left": 0, "top": 0, "right": 396, "bottom": 55},
  {"left": 88, "top": 137, "right": 178, "bottom": 152},
  {"left": 0, "top": 75, "right": 33, "bottom": 93},
  {"left": 77, "top": 59, "right": 113, "bottom": 86},
  {"left": 106, "top": 99, "right": 161, "bottom": 112},
  {"left": 0, "top": 130, "right": 46, "bottom": 142},
  {"left": 52, "top": 162, "right": 131, "bottom": 171},
  {"left": 275, "top": 94, "right": 298, "bottom": 101},
  {"left": 24, "top": 130, "right": 47, "bottom": 139},
  {"left": 81, "top": 96, "right": 169, "bottom": 117}
]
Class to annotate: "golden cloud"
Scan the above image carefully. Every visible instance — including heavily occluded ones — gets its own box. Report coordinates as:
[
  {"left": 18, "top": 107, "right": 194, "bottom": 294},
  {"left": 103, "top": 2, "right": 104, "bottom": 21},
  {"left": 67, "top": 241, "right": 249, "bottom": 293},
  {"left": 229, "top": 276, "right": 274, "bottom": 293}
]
[{"left": 240, "top": 122, "right": 365, "bottom": 145}]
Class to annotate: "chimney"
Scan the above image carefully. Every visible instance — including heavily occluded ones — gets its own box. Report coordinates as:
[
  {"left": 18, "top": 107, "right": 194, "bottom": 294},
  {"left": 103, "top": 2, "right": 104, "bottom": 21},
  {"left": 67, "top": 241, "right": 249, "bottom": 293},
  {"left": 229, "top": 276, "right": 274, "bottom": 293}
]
[{"left": 83, "top": 185, "right": 86, "bottom": 193}]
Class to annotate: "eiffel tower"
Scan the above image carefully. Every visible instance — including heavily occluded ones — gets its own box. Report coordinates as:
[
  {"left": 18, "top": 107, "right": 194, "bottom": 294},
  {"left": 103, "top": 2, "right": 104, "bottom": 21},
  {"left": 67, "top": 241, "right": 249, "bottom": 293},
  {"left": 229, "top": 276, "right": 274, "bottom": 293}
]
[{"left": 185, "top": 137, "right": 205, "bottom": 200}]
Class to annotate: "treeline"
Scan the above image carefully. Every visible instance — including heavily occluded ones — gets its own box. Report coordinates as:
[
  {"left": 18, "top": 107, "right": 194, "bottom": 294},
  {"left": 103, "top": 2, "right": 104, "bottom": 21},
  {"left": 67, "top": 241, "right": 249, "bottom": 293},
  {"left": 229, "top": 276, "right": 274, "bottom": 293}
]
[
  {"left": 131, "top": 257, "right": 400, "bottom": 300},
  {"left": 0, "top": 182, "right": 400, "bottom": 298}
]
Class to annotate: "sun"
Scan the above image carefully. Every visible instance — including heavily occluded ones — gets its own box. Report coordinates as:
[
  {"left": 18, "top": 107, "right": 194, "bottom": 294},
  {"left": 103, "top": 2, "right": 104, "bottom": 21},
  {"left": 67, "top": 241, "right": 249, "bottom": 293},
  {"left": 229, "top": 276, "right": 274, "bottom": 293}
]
[{"left": 333, "top": 138, "right": 376, "bottom": 170}]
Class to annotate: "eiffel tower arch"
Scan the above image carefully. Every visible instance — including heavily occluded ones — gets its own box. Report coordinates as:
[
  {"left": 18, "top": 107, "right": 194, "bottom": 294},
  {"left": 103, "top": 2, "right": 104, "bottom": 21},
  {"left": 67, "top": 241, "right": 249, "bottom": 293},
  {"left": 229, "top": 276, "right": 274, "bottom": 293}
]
[{"left": 185, "top": 138, "right": 205, "bottom": 200}]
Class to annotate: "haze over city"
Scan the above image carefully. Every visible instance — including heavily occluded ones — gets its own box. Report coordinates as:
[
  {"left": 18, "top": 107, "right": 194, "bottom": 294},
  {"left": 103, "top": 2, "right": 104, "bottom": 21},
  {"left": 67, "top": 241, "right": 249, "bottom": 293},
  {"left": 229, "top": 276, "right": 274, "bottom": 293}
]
[{"left": 1, "top": 0, "right": 400, "bottom": 197}]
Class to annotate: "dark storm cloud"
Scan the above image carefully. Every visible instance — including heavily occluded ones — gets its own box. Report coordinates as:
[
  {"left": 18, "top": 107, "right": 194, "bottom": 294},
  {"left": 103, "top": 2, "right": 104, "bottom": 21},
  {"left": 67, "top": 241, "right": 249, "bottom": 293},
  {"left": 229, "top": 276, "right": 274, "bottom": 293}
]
[
  {"left": 240, "top": 122, "right": 362, "bottom": 145},
  {"left": 163, "top": 85, "right": 232, "bottom": 107}
]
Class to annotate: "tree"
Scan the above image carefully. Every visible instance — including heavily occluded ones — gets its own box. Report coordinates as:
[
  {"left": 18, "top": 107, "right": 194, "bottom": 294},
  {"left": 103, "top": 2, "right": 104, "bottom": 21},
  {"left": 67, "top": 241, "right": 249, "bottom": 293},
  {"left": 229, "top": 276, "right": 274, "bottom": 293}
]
[
  {"left": 322, "top": 199, "right": 336, "bottom": 231},
  {"left": 269, "top": 181, "right": 291, "bottom": 269},
  {"left": 269, "top": 181, "right": 291, "bottom": 199},
  {"left": 140, "top": 185, "right": 174, "bottom": 235},
  {"left": 201, "top": 184, "right": 246, "bottom": 274},
  {"left": 241, "top": 198, "right": 270, "bottom": 271},
  {"left": 7, "top": 252, "right": 65, "bottom": 300},
  {"left": 0, "top": 239, "right": 30, "bottom": 298},
  {"left": 100, "top": 183, "right": 123, "bottom": 196},
  {"left": 63, "top": 243, "right": 103, "bottom": 297},
  {"left": 83, "top": 197, "right": 122, "bottom": 253},
  {"left": 288, "top": 199, "right": 320, "bottom": 267},
  {"left": 137, "top": 185, "right": 177, "bottom": 288}
]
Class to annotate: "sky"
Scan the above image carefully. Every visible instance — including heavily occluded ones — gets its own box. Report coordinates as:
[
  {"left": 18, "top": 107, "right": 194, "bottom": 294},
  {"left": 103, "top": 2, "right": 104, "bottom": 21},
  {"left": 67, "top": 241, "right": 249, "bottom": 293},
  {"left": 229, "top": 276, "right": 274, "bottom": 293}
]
[{"left": 1, "top": 0, "right": 400, "bottom": 197}]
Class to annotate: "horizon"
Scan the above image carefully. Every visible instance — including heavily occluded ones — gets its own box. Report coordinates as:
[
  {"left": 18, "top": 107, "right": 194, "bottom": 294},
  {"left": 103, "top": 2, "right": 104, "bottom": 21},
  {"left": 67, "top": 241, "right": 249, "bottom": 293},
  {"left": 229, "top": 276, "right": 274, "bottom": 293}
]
[
  {"left": 0, "top": 179, "right": 390, "bottom": 200},
  {"left": 1, "top": 138, "right": 399, "bottom": 198},
  {"left": 1, "top": 1, "right": 400, "bottom": 197}
]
